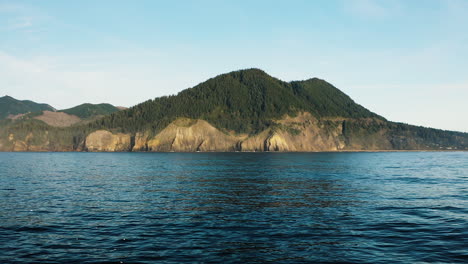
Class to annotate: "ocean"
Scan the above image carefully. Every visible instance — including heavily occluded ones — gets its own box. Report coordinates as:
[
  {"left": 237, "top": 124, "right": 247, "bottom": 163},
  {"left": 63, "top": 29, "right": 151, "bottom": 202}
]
[{"left": 0, "top": 152, "right": 467, "bottom": 263}]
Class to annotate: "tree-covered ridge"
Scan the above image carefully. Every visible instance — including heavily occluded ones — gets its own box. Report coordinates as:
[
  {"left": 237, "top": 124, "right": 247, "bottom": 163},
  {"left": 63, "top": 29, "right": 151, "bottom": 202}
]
[
  {"left": 90, "top": 69, "right": 383, "bottom": 134},
  {"left": 0, "top": 96, "right": 55, "bottom": 119},
  {"left": 290, "top": 78, "right": 384, "bottom": 120},
  {"left": 341, "top": 119, "right": 468, "bottom": 150},
  {"left": 60, "top": 103, "right": 120, "bottom": 119},
  {"left": 1, "top": 69, "right": 467, "bottom": 151}
]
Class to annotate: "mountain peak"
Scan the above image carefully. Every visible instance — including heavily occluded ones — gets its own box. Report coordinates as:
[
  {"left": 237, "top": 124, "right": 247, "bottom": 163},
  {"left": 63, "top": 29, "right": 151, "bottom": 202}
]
[
  {"left": 232, "top": 68, "right": 268, "bottom": 75},
  {"left": 1, "top": 95, "right": 14, "bottom": 100},
  {"left": 217, "top": 68, "right": 275, "bottom": 82},
  {"left": 97, "top": 69, "right": 383, "bottom": 135}
]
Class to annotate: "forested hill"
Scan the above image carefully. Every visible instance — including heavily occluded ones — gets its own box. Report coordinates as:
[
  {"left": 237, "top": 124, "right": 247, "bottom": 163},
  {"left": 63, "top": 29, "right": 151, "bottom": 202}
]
[
  {"left": 90, "top": 69, "right": 383, "bottom": 134},
  {"left": 0, "top": 96, "right": 55, "bottom": 119},
  {"left": 60, "top": 103, "right": 120, "bottom": 119},
  {"left": 1, "top": 69, "right": 467, "bottom": 152}
]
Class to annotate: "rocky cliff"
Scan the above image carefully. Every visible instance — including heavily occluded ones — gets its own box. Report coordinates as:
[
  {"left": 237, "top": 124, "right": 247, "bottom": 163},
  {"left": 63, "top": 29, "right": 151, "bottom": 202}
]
[
  {"left": 85, "top": 130, "right": 131, "bottom": 152},
  {"left": 0, "top": 112, "right": 411, "bottom": 152},
  {"left": 130, "top": 113, "right": 350, "bottom": 152},
  {"left": 132, "top": 118, "right": 244, "bottom": 152}
]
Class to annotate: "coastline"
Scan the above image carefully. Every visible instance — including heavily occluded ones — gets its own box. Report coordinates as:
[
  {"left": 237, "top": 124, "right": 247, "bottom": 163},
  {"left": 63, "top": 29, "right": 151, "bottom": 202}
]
[{"left": 1, "top": 149, "right": 466, "bottom": 153}]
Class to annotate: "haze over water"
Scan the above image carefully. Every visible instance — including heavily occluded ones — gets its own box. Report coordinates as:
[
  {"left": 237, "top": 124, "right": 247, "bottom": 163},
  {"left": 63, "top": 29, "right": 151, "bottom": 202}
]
[{"left": 0, "top": 152, "right": 467, "bottom": 263}]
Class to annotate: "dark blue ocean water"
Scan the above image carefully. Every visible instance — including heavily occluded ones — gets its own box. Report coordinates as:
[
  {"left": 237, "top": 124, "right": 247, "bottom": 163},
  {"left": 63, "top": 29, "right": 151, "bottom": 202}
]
[{"left": 0, "top": 152, "right": 467, "bottom": 263}]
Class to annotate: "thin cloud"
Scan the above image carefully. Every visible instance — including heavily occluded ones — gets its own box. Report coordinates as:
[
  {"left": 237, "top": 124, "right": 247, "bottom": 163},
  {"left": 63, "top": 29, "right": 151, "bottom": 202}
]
[
  {"left": 7, "top": 16, "right": 33, "bottom": 30},
  {"left": 0, "top": 2, "right": 47, "bottom": 32}
]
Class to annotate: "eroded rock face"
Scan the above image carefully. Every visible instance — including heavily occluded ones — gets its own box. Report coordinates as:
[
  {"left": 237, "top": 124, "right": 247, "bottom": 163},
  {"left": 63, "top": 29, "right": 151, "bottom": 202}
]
[
  {"left": 1, "top": 112, "right": 392, "bottom": 152},
  {"left": 240, "top": 113, "right": 346, "bottom": 152},
  {"left": 0, "top": 132, "right": 53, "bottom": 152},
  {"left": 85, "top": 130, "right": 131, "bottom": 152},
  {"left": 240, "top": 129, "right": 271, "bottom": 151},
  {"left": 141, "top": 119, "right": 245, "bottom": 152},
  {"left": 12, "top": 140, "right": 28, "bottom": 152},
  {"left": 137, "top": 113, "right": 348, "bottom": 152},
  {"left": 133, "top": 132, "right": 150, "bottom": 151}
]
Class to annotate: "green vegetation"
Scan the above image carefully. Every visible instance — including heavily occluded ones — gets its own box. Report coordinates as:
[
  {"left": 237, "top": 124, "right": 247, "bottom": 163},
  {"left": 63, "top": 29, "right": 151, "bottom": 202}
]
[
  {"left": 341, "top": 119, "right": 468, "bottom": 150},
  {"left": 0, "top": 96, "right": 55, "bottom": 119},
  {"left": 0, "top": 118, "right": 85, "bottom": 150},
  {"left": 290, "top": 78, "right": 384, "bottom": 120},
  {"left": 1, "top": 69, "right": 467, "bottom": 151},
  {"left": 60, "top": 103, "right": 120, "bottom": 119},
  {"left": 89, "top": 69, "right": 382, "bottom": 135}
]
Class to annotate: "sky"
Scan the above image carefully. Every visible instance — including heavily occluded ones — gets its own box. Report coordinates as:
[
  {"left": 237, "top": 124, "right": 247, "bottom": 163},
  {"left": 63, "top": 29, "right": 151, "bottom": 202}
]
[{"left": 1, "top": 0, "right": 467, "bottom": 132}]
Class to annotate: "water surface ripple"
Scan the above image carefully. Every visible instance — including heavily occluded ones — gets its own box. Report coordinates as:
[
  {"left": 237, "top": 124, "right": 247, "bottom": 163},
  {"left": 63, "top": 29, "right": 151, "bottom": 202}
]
[{"left": 0, "top": 152, "right": 467, "bottom": 263}]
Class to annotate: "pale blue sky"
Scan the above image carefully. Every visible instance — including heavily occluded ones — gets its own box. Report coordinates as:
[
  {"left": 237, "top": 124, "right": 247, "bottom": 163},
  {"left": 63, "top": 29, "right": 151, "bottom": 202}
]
[{"left": 1, "top": 0, "right": 467, "bottom": 132}]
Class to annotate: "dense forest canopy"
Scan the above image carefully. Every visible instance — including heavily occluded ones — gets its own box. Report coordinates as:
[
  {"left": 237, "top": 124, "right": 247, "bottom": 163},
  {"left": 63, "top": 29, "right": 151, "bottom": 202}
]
[{"left": 89, "top": 69, "right": 383, "bottom": 134}]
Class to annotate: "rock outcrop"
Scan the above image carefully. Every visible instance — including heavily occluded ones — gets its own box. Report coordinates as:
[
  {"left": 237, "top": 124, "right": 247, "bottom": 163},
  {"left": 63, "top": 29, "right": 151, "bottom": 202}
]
[
  {"left": 0, "top": 131, "right": 68, "bottom": 152},
  {"left": 240, "top": 113, "right": 345, "bottom": 151},
  {"left": 85, "top": 130, "right": 131, "bottom": 152},
  {"left": 132, "top": 113, "right": 348, "bottom": 152},
  {"left": 133, "top": 118, "right": 246, "bottom": 152}
]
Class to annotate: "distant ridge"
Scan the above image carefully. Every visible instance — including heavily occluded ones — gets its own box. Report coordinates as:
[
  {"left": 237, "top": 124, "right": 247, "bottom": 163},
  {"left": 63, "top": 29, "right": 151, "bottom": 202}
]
[
  {"left": 0, "top": 95, "right": 55, "bottom": 120},
  {"left": 59, "top": 103, "right": 120, "bottom": 119},
  {"left": 0, "top": 97, "right": 122, "bottom": 127}
]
